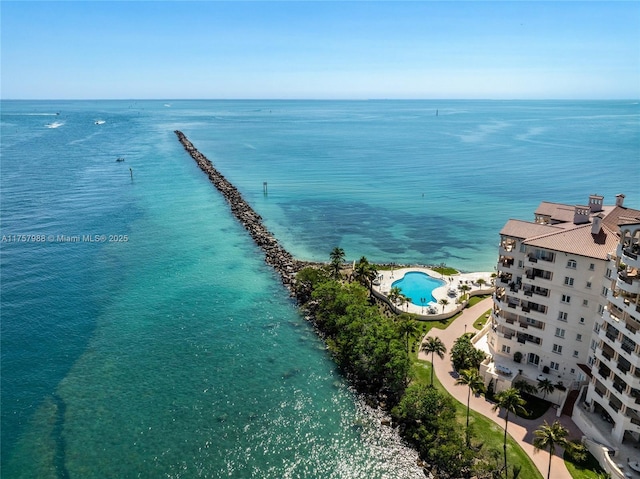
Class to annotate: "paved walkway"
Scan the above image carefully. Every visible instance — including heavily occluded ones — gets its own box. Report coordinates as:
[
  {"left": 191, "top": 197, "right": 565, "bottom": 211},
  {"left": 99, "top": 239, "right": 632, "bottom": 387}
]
[{"left": 418, "top": 297, "right": 582, "bottom": 479}]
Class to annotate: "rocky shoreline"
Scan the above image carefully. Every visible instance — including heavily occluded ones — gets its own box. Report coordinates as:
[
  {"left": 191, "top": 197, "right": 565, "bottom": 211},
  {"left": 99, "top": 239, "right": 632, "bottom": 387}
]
[{"left": 175, "top": 131, "right": 308, "bottom": 292}]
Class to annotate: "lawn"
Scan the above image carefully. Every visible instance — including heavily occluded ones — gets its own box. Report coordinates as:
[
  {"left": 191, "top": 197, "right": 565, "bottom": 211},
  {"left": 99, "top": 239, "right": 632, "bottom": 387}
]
[
  {"left": 564, "top": 449, "right": 607, "bottom": 479},
  {"left": 474, "top": 309, "right": 491, "bottom": 330},
  {"left": 412, "top": 359, "right": 543, "bottom": 479}
]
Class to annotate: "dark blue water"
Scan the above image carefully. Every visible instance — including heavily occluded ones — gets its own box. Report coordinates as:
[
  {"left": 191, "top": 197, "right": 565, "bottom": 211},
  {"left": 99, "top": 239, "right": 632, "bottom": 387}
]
[{"left": 1, "top": 100, "right": 638, "bottom": 477}]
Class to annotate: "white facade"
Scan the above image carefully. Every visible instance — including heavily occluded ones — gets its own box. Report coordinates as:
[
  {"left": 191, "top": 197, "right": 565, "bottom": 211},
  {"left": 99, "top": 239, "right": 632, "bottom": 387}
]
[
  {"left": 487, "top": 195, "right": 638, "bottom": 408},
  {"left": 582, "top": 221, "right": 640, "bottom": 445}
]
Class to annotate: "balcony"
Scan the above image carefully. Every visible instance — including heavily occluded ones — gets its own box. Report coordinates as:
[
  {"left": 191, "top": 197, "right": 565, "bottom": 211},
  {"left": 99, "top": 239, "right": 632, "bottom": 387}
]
[
  {"left": 528, "top": 251, "right": 555, "bottom": 263},
  {"left": 516, "top": 332, "right": 541, "bottom": 345},
  {"left": 621, "top": 336, "right": 636, "bottom": 355},
  {"left": 621, "top": 244, "right": 640, "bottom": 263},
  {"left": 617, "top": 359, "right": 631, "bottom": 375},
  {"left": 613, "top": 381, "right": 626, "bottom": 394},
  {"left": 617, "top": 271, "right": 640, "bottom": 295},
  {"left": 524, "top": 268, "right": 552, "bottom": 282},
  {"left": 598, "top": 366, "right": 611, "bottom": 381},
  {"left": 499, "top": 257, "right": 515, "bottom": 269},
  {"left": 500, "top": 238, "right": 517, "bottom": 253}
]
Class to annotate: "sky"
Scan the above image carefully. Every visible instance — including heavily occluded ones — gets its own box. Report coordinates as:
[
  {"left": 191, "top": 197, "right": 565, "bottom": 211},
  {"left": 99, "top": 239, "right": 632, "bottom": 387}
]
[{"left": 1, "top": 1, "right": 639, "bottom": 100}]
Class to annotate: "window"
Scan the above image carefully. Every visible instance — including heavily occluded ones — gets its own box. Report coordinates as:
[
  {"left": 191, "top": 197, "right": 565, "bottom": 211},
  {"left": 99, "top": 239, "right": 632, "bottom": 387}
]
[
  {"left": 606, "top": 268, "right": 612, "bottom": 278},
  {"left": 561, "top": 294, "right": 571, "bottom": 304},
  {"left": 589, "top": 263, "right": 595, "bottom": 270},
  {"left": 576, "top": 334, "right": 583, "bottom": 342},
  {"left": 583, "top": 299, "right": 589, "bottom": 307},
  {"left": 571, "top": 368, "right": 576, "bottom": 374},
  {"left": 567, "top": 259, "right": 577, "bottom": 269},
  {"left": 586, "top": 281, "right": 592, "bottom": 289},
  {"left": 564, "top": 277, "right": 574, "bottom": 286},
  {"left": 580, "top": 317, "right": 585, "bottom": 324},
  {"left": 550, "top": 361, "right": 560, "bottom": 370},
  {"left": 590, "top": 340, "right": 598, "bottom": 352},
  {"left": 588, "top": 356, "right": 595, "bottom": 366},
  {"left": 553, "top": 344, "right": 563, "bottom": 354},
  {"left": 558, "top": 311, "right": 568, "bottom": 322},
  {"left": 598, "top": 304, "right": 604, "bottom": 314},
  {"left": 601, "top": 287, "right": 608, "bottom": 296},
  {"left": 528, "top": 353, "right": 540, "bottom": 365},
  {"left": 573, "top": 350, "right": 579, "bottom": 357},
  {"left": 555, "top": 328, "right": 565, "bottom": 338},
  {"left": 501, "top": 345, "right": 511, "bottom": 353}
]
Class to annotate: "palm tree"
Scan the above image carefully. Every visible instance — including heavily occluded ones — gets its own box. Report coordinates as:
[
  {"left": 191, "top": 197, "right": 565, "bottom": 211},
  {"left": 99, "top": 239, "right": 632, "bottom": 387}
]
[
  {"left": 477, "top": 278, "right": 487, "bottom": 289},
  {"left": 533, "top": 420, "right": 570, "bottom": 479},
  {"left": 354, "top": 256, "right": 378, "bottom": 290},
  {"left": 397, "top": 314, "right": 419, "bottom": 352},
  {"left": 438, "top": 298, "right": 449, "bottom": 313},
  {"left": 492, "top": 388, "right": 527, "bottom": 478},
  {"left": 459, "top": 284, "right": 471, "bottom": 300},
  {"left": 387, "top": 286, "right": 402, "bottom": 306},
  {"left": 513, "top": 379, "right": 538, "bottom": 396},
  {"left": 455, "top": 369, "right": 486, "bottom": 446},
  {"left": 537, "top": 378, "right": 555, "bottom": 400},
  {"left": 420, "top": 336, "right": 447, "bottom": 386},
  {"left": 329, "top": 247, "right": 345, "bottom": 280}
]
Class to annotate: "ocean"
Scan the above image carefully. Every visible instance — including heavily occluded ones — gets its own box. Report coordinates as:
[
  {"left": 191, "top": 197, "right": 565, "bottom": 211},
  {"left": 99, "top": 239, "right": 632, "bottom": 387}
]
[{"left": 1, "top": 100, "right": 638, "bottom": 478}]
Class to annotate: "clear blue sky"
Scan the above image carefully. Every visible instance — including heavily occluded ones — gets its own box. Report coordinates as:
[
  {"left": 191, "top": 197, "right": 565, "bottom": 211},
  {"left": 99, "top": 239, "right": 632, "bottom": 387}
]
[{"left": 2, "top": 1, "right": 639, "bottom": 99}]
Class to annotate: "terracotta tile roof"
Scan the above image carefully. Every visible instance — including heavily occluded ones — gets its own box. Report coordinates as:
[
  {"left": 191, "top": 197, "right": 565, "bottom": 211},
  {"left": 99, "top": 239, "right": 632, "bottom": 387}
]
[
  {"left": 500, "top": 220, "right": 563, "bottom": 239},
  {"left": 503, "top": 198, "right": 640, "bottom": 259},
  {"left": 602, "top": 206, "right": 640, "bottom": 230},
  {"left": 524, "top": 224, "right": 619, "bottom": 260},
  {"left": 534, "top": 202, "right": 575, "bottom": 223}
]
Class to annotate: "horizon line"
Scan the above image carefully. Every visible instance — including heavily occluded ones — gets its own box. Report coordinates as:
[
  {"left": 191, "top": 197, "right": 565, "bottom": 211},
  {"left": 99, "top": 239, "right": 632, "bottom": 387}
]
[{"left": 2, "top": 97, "right": 639, "bottom": 102}]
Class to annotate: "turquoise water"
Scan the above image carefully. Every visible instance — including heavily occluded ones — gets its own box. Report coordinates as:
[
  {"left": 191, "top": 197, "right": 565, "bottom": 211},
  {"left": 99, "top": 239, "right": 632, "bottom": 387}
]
[
  {"left": 1, "top": 100, "right": 638, "bottom": 477},
  {"left": 391, "top": 272, "right": 445, "bottom": 306}
]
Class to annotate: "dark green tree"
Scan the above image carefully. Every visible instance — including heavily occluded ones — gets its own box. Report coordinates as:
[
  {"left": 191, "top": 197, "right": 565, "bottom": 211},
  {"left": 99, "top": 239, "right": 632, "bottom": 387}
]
[
  {"left": 450, "top": 334, "right": 486, "bottom": 372},
  {"left": 353, "top": 256, "right": 378, "bottom": 291},
  {"left": 295, "top": 266, "right": 330, "bottom": 303},
  {"left": 391, "top": 384, "right": 470, "bottom": 476}
]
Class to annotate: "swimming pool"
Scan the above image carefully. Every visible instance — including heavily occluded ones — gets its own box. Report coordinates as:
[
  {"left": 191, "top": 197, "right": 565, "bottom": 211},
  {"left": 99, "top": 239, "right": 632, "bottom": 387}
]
[{"left": 391, "top": 272, "right": 446, "bottom": 306}]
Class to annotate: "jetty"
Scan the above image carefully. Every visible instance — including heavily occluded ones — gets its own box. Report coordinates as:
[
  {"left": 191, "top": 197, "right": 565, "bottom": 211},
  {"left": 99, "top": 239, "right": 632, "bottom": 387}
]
[{"left": 174, "top": 131, "right": 306, "bottom": 292}]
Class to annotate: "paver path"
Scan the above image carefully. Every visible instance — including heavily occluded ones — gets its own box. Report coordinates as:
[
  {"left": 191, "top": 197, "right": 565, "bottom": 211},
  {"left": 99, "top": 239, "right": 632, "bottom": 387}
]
[{"left": 418, "top": 297, "right": 582, "bottom": 479}]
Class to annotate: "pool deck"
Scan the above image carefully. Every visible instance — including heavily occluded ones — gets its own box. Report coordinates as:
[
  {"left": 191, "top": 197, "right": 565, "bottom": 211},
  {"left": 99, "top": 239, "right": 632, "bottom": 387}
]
[{"left": 372, "top": 267, "right": 494, "bottom": 316}]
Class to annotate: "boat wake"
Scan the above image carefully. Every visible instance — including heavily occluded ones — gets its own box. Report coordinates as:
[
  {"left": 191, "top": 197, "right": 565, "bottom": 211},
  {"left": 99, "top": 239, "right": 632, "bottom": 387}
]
[{"left": 45, "top": 121, "right": 64, "bottom": 129}]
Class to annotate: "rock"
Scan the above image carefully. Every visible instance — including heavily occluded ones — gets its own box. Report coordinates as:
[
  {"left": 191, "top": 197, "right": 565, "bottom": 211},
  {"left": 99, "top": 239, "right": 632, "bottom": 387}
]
[{"left": 175, "top": 131, "right": 309, "bottom": 296}]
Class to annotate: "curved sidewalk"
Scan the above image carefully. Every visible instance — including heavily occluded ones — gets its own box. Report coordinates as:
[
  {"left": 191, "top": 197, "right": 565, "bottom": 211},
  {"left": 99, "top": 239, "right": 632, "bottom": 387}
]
[{"left": 418, "top": 297, "right": 581, "bottom": 479}]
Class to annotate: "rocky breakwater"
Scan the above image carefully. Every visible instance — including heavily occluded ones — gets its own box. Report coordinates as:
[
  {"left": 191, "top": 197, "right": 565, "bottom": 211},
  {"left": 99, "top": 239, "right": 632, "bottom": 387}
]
[{"left": 175, "top": 131, "right": 306, "bottom": 292}]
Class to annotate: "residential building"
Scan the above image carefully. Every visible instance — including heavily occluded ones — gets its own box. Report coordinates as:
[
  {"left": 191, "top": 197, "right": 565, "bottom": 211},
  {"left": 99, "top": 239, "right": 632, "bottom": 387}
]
[
  {"left": 484, "top": 194, "right": 639, "bottom": 411},
  {"left": 576, "top": 213, "right": 640, "bottom": 447}
]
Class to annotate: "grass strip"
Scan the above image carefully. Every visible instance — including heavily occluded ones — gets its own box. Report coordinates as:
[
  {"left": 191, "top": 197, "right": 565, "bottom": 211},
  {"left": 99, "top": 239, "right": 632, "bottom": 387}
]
[{"left": 413, "top": 357, "right": 543, "bottom": 479}]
